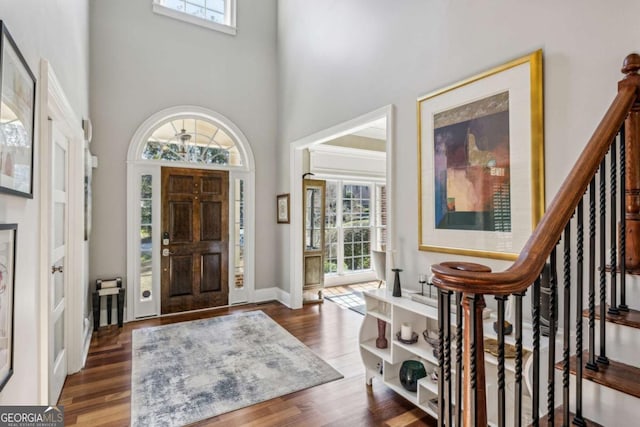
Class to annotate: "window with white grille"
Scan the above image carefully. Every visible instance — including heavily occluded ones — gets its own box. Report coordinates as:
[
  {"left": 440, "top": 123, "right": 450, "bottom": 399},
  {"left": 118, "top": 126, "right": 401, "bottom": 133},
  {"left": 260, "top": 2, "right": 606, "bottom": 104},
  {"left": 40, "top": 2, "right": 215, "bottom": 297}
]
[{"left": 152, "top": 0, "right": 237, "bottom": 35}]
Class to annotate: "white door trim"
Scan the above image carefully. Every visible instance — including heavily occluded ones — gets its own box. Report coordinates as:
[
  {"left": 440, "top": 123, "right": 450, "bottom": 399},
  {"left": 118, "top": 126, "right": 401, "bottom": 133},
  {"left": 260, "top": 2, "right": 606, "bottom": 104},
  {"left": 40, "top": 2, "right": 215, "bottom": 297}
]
[
  {"left": 288, "top": 105, "right": 395, "bottom": 309},
  {"left": 38, "top": 60, "right": 85, "bottom": 404}
]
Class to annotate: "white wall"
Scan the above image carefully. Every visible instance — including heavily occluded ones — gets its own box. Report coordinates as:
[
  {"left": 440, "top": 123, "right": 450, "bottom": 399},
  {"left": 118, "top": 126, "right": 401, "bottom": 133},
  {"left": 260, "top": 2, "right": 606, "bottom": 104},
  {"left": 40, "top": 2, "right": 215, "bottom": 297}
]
[
  {"left": 0, "top": 0, "right": 90, "bottom": 404},
  {"left": 89, "top": 1, "right": 278, "bottom": 291},
  {"left": 276, "top": 0, "right": 640, "bottom": 293}
]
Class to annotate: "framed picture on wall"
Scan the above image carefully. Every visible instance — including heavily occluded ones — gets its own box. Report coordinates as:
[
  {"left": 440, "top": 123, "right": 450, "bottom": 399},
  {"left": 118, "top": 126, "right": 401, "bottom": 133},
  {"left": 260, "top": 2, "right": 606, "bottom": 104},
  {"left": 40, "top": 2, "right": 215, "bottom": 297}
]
[
  {"left": 0, "top": 21, "right": 36, "bottom": 198},
  {"left": 0, "top": 223, "right": 16, "bottom": 391},
  {"left": 417, "top": 50, "right": 544, "bottom": 260},
  {"left": 277, "top": 193, "right": 290, "bottom": 224}
]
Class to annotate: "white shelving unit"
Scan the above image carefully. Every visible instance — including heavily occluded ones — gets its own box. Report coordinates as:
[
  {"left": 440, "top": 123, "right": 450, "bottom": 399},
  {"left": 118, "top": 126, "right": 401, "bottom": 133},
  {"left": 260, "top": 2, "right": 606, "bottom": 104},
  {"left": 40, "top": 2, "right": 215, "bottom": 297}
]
[{"left": 359, "top": 288, "right": 539, "bottom": 425}]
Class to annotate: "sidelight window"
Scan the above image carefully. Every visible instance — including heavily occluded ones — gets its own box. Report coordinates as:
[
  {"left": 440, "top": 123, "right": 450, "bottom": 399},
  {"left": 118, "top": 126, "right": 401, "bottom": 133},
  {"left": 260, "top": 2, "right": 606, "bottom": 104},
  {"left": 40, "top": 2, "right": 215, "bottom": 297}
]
[{"left": 140, "top": 174, "right": 153, "bottom": 301}]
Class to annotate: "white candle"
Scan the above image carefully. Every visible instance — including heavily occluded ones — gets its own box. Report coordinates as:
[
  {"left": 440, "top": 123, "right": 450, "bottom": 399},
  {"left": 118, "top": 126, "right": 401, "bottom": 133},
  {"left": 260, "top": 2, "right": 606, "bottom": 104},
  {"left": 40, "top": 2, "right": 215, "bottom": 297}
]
[{"left": 401, "top": 322, "right": 412, "bottom": 340}]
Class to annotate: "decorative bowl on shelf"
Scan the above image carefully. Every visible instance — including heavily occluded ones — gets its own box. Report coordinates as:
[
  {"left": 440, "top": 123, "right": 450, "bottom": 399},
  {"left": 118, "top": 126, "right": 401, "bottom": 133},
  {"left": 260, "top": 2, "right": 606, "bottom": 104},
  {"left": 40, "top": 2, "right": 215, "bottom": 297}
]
[
  {"left": 399, "top": 360, "right": 427, "bottom": 392},
  {"left": 396, "top": 331, "right": 419, "bottom": 344},
  {"left": 422, "top": 329, "right": 439, "bottom": 348}
]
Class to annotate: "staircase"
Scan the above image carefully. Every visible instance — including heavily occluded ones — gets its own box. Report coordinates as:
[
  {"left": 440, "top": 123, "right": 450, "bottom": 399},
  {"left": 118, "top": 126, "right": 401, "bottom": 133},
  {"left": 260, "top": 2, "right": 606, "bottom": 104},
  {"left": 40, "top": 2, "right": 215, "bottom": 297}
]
[{"left": 431, "top": 54, "right": 640, "bottom": 427}]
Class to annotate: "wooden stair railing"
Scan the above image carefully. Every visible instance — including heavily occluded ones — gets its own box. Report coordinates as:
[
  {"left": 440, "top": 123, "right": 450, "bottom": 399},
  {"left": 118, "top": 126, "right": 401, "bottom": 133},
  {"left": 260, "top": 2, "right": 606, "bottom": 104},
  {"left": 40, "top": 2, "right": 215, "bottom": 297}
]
[{"left": 431, "top": 54, "right": 640, "bottom": 427}]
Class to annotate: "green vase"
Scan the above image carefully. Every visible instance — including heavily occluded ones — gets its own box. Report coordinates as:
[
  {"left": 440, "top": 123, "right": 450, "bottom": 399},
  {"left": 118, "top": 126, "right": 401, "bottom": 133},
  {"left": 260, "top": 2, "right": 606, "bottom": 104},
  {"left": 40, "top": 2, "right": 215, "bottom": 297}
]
[{"left": 399, "top": 360, "right": 427, "bottom": 392}]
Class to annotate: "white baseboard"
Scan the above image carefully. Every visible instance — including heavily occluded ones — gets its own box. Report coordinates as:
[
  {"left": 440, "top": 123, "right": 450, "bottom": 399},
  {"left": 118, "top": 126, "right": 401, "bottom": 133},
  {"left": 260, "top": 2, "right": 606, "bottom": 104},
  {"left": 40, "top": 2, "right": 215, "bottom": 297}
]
[
  {"left": 253, "top": 287, "right": 292, "bottom": 308},
  {"left": 82, "top": 316, "right": 93, "bottom": 368}
]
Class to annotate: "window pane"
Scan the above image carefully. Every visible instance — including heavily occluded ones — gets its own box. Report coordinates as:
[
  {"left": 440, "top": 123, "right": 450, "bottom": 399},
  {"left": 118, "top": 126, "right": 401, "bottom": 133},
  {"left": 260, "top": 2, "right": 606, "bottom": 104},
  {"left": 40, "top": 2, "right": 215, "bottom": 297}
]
[
  {"left": 343, "top": 184, "right": 370, "bottom": 227},
  {"left": 185, "top": 2, "right": 206, "bottom": 18},
  {"left": 343, "top": 227, "right": 370, "bottom": 273},
  {"left": 324, "top": 228, "right": 338, "bottom": 274},
  {"left": 234, "top": 179, "right": 245, "bottom": 288}
]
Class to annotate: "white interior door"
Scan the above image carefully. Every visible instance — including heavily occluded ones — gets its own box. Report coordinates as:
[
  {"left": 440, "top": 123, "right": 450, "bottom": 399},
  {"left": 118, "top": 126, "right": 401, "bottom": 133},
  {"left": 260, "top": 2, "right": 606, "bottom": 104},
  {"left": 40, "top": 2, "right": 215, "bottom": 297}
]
[{"left": 49, "top": 121, "right": 68, "bottom": 403}]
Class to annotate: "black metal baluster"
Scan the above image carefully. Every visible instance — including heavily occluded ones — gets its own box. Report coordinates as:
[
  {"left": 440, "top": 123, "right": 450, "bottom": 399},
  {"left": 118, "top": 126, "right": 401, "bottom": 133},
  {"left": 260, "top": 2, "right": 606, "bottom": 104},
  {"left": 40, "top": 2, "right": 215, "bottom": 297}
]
[
  {"left": 532, "top": 277, "right": 541, "bottom": 427},
  {"left": 609, "top": 141, "right": 620, "bottom": 315},
  {"left": 443, "top": 291, "right": 452, "bottom": 427},
  {"left": 563, "top": 223, "right": 571, "bottom": 427},
  {"left": 438, "top": 289, "right": 446, "bottom": 427},
  {"left": 598, "top": 158, "right": 610, "bottom": 365},
  {"left": 574, "top": 199, "right": 586, "bottom": 426},
  {"left": 548, "top": 247, "right": 558, "bottom": 426},
  {"left": 514, "top": 292, "right": 524, "bottom": 427},
  {"left": 587, "top": 177, "right": 598, "bottom": 371},
  {"left": 619, "top": 126, "right": 629, "bottom": 312},
  {"left": 496, "top": 296, "right": 507, "bottom": 427},
  {"left": 468, "top": 294, "right": 478, "bottom": 427},
  {"left": 456, "top": 292, "right": 463, "bottom": 427}
]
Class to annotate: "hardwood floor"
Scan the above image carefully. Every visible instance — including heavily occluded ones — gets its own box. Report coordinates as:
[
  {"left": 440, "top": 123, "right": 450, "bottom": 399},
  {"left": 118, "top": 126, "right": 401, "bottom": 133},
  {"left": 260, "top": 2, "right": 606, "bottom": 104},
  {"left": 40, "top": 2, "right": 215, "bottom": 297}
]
[{"left": 60, "top": 300, "right": 435, "bottom": 426}]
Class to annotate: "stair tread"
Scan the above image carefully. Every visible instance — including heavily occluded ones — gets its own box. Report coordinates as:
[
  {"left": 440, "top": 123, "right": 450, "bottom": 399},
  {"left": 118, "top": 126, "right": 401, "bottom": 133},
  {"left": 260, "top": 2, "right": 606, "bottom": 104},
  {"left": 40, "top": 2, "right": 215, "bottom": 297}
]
[
  {"left": 530, "top": 407, "right": 603, "bottom": 427},
  {"left": 556, "top": 350, "right": 640, "bottom": 399},
  {"left": 581, "top": 305, "right": 640, "bottom": 329}
]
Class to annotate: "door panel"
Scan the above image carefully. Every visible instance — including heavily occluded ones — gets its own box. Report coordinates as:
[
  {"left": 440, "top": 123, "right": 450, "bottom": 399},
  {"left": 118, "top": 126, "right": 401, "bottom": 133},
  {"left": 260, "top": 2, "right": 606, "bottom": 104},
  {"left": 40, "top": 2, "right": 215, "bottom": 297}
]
[
  {"left": 169, "top": 202, "right": 193, "bottom": 243},
  {"left": 201, "top": 253, "right": 222, "bottom": 292},
  {"left": 169, "top": 255, "right": 193, "bottom": 296},
  {"left": 49, "top": 122, "right": 68, "bottom": 403},
  {"left": 201, "top": 201, "right": 222, "bottom": 241},
  {"left": 161, "top": 167, "right": 229, "bottom": 314},
  {"left": 303, "top": 179, "right": 326, "bottom": 302}
]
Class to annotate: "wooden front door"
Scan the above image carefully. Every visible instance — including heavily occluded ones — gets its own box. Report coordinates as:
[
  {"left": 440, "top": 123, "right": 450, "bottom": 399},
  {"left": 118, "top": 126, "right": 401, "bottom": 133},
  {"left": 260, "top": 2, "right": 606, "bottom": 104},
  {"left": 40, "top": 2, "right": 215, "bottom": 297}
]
[{"left": 161, "top": 167, "right": 229, "bottom": 314}]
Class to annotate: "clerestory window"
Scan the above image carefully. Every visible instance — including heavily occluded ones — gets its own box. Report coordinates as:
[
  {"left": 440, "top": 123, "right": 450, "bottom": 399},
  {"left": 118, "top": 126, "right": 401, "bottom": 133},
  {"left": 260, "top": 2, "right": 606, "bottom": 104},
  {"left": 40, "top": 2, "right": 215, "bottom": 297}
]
[{"left": 152, "top": 0, "right": 237, "bottom": 35}]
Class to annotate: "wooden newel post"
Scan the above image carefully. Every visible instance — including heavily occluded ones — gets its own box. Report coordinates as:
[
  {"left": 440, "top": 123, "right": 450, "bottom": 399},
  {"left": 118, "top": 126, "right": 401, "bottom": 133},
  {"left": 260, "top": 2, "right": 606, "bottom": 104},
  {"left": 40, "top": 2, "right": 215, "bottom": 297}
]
[
  {"left": 462, "top": 294, "right": 488, "bottom": 427},
  {"left": 433, "top": 261, "right": 491, "bottom": 427},
  {"left": 621, "top": 54, "right": 640, "bottom": 270}
]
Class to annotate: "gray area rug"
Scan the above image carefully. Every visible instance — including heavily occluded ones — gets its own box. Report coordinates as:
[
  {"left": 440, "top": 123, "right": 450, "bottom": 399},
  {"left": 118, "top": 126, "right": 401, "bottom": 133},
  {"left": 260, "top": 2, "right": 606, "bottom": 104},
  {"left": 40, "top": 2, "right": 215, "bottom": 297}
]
[{"left": 131, "top": 310, "right": 343, "bottom": 426}]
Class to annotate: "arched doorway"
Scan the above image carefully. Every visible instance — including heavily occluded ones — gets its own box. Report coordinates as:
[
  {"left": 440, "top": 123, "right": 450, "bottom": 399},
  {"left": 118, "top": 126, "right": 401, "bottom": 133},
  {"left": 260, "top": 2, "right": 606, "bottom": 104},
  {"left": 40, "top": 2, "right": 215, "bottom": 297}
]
[{"left": 126, "top": 106, "right": 255, "bottom": 318}]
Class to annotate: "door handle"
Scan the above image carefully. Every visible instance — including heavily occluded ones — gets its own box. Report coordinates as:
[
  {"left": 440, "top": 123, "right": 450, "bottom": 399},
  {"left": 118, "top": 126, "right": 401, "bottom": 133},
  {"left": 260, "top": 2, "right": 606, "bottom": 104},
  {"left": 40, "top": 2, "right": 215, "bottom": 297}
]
[
  {"left": 162, "top": 248, "right": 175, "bottom": 257},
  {"left": 51, "top": 265, "right": 63, "bottom": 274}
]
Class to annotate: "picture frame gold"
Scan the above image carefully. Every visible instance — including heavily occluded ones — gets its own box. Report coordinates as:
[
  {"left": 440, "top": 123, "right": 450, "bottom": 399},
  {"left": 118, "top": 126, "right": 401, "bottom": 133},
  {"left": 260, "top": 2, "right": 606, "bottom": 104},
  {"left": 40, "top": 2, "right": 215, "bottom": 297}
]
[
  {"left": 277, "top": 193, "right": 290, "bottom": 224},
  {"left": 417, "top": 50, "right": 544, "bottom": 260}
]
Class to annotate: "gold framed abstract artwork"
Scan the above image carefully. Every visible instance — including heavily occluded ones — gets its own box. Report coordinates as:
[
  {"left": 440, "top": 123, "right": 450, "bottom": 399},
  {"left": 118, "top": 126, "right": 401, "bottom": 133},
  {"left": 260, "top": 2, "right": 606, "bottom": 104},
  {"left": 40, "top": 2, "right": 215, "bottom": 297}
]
[{"left": 417, "top": 50, "right": 544, "bottom": 260}]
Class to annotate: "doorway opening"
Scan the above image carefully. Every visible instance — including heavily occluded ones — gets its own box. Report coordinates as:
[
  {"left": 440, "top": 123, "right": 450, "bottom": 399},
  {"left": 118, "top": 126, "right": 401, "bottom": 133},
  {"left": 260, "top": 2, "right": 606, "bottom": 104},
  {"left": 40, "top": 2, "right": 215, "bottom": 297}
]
[
  {"left": 126, "top": 106, "right": 255, "bottom": 319},
  {"left": 289, "top": 106, "right": 394, "bottom": 309}
]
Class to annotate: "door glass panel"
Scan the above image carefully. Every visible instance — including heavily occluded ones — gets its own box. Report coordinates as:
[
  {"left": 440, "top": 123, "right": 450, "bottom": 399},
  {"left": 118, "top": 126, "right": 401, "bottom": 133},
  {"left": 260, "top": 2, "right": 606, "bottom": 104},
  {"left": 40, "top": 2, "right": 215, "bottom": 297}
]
[
  {"left": 305, "top": 187, "right": 323, "bottom": 250},
  {"left": 54, "top": 143, "right": 66, "bottom": 192},
  {"left": 54, "top": 316, "right": 64, "bottom": 362},
  {"left": 140, "top": 174, "right": 152, "bottom": 300},
  {"left": 234, "top": 179, "right": 244, "bottom": 288},
  {"left": 54, "top": 257, "right": 64, "bottom": 307},
  {"left": 54, "top": 202, "right": 65, "bottom": 247}
]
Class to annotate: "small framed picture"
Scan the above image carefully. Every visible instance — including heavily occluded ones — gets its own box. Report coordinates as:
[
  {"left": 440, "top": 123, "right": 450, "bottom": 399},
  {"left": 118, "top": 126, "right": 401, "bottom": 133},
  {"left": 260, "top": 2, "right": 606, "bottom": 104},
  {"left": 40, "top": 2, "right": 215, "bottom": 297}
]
[{"left": 277, "top": 193, "right": 290, "bottom": 224}]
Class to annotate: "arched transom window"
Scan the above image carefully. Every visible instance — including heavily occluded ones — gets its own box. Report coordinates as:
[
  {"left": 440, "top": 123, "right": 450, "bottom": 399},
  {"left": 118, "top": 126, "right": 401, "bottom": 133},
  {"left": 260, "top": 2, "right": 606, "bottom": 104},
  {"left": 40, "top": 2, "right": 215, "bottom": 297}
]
[{"left": 142, "top": 117, "right": 243, "bottom": 166}]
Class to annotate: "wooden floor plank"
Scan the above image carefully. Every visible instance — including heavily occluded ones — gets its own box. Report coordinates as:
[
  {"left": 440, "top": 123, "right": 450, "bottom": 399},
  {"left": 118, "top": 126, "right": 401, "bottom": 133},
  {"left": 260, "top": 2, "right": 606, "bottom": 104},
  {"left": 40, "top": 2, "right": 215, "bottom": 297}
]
[{"left": 60, "top": 301, "right": 435, "bottom": 426}]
